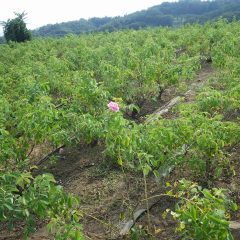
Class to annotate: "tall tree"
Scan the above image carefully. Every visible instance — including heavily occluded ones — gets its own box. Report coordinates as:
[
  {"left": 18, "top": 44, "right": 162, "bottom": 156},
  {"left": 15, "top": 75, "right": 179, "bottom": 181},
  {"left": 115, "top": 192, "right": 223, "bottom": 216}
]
[{"left": 1, "top": 12, "right": 31, "bottom": 43}]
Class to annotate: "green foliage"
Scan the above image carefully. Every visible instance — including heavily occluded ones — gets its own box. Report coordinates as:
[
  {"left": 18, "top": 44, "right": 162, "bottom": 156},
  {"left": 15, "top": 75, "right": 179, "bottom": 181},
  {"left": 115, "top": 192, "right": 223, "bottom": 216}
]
[
  {"left": 167, "top": 179, "right": 237, "bottom": 240},
  {"left": 2, "top": 12, "right": 31, "bottom": 43},
  {"left": 104, "top": 109, "right": 239, "bottom": 180},
  {"left": 0, "top": 171, "right": 82, "bottom": 239}
]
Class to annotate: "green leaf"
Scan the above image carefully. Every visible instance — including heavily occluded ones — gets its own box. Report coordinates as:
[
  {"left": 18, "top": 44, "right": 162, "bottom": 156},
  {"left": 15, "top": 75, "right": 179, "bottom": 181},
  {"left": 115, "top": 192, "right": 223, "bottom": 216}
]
[{"left": 74, "top": 231, "right": 81, "bottom": 240}]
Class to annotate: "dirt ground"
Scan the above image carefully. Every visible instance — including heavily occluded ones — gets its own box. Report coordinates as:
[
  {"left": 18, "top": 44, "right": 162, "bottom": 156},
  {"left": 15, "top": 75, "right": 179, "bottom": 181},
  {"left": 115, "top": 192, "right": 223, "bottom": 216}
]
[{"left": 31, "top": 144, "right": 178, "bottom": 240}]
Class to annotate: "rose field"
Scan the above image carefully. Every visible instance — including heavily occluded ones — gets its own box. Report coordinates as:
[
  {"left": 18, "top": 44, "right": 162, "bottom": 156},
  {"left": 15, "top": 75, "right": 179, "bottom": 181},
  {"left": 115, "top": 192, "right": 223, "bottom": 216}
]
[{"left": 0, "top": 20, "right": 240, "bottom": 239}]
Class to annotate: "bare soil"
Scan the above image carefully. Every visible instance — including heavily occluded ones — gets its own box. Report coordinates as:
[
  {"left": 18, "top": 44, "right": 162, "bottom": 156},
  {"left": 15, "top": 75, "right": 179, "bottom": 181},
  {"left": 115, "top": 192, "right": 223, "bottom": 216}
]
[{"left": 31, "top": 144, "right": 176, "bottom": 240}]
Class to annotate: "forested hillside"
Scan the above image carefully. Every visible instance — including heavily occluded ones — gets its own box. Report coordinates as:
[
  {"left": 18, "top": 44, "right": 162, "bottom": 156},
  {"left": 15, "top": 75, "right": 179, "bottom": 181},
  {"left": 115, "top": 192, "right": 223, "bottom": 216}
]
[{"left": 33, "top": 0, "right": 240, "bottom": 37}]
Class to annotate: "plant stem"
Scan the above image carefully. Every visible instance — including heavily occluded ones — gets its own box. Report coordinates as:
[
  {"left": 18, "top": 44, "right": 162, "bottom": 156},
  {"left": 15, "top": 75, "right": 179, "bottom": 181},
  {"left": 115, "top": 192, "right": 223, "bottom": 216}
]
[{"left": 143, "top": 174, "right": 151, "bottom": 230}]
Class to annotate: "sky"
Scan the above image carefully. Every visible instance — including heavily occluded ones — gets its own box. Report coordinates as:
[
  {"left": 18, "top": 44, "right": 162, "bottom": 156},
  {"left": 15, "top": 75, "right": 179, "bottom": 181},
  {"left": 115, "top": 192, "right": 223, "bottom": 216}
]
[{"left": 0, "top": 0, "right": 174, "bottom": 35}]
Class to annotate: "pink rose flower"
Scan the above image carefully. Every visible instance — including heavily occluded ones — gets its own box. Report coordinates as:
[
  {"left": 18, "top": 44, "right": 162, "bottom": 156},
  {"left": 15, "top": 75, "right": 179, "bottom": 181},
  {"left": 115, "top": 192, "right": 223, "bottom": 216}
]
[{"left": 107, "top": 101, "right": 119, "bottom": 112}]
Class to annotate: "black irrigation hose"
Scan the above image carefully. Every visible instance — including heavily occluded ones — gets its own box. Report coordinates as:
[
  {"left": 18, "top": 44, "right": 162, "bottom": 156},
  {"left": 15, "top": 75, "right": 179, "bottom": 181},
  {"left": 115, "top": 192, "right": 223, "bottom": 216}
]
[
  {"left": 37, "top": 144, "right": 65, "bottom": 166},
  {"left": 120, "top": 195, "right": 174, "bottom": 236}
]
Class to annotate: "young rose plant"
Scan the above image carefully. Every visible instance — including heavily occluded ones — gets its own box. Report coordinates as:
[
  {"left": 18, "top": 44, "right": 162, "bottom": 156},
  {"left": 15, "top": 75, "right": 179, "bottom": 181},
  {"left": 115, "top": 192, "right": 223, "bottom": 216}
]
[
  {"left": 103, "top": 100, "right": 140, "bottom": 166},
  {"left": 165, "top": 179, "right": 237, "bottom": 240}
]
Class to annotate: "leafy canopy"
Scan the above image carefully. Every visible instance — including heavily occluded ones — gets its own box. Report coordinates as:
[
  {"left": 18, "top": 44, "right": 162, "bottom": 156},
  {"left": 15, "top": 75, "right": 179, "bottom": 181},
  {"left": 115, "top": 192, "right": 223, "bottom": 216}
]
[{"left": 1, "top": 12, "right": 31, "bottom": 43}]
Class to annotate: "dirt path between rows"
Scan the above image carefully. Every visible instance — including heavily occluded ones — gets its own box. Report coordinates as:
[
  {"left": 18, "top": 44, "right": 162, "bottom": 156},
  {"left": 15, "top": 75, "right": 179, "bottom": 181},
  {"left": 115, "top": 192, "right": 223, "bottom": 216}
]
[
  {"left": 31, "top": 145, "right": 177, "bottom": 240},
  {"left": 138, "top": 62, "right": 214, "bottom": 122}
]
